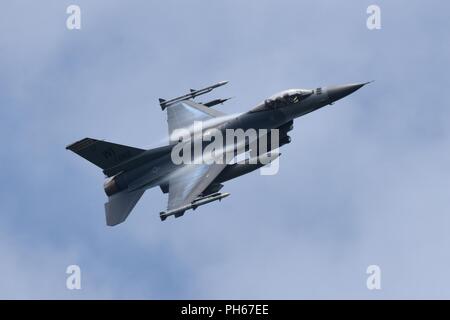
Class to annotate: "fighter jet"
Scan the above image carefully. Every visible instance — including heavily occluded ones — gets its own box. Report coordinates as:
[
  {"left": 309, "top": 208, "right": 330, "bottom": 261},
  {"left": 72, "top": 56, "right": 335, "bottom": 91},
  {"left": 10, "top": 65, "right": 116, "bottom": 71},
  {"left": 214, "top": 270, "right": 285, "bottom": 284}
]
[{"left": 66, "top": 80, "right": 369, "bottom": 225}]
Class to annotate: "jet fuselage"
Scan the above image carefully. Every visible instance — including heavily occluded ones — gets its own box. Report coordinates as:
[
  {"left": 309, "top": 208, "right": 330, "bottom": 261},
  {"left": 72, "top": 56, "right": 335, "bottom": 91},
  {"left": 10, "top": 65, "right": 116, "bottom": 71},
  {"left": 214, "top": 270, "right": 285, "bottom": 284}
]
[{"left": 104, "top": 83, "right": 367, "bottom": 198}]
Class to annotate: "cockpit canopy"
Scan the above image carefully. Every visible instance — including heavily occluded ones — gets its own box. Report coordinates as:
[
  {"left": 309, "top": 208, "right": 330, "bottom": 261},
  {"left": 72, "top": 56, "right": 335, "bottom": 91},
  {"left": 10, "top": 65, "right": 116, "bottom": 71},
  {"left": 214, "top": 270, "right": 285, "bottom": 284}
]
[{"left": 250, "top": 89, "right": 314, "bottom": 112}]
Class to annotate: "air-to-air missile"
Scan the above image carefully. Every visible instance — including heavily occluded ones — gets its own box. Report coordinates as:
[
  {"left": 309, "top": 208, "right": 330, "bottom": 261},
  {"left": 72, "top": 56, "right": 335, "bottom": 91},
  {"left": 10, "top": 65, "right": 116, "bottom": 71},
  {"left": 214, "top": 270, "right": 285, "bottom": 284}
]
[
  {"left": 159, "top": 192, "right": 230, "bottom": 221},
  {"left": 159, "top": 80, "right": 228, "bottom": 110},
  {"left": 201, "top": 97, "right": 232, "bottom": 107}
]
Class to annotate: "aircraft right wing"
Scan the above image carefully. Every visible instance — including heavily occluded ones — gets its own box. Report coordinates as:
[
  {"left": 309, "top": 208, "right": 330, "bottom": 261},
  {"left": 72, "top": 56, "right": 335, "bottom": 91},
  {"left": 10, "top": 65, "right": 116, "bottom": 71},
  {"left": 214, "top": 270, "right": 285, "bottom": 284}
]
[{"left": 165, "top": 162, "right": 227, "bottom": 215}]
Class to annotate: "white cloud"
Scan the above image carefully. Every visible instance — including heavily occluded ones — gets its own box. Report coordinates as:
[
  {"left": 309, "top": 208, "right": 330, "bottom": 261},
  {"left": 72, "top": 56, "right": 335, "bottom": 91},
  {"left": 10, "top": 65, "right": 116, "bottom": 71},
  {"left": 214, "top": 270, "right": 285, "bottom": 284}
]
[{"left": 1, "top": 0, "right": 450, "bottom": 299}]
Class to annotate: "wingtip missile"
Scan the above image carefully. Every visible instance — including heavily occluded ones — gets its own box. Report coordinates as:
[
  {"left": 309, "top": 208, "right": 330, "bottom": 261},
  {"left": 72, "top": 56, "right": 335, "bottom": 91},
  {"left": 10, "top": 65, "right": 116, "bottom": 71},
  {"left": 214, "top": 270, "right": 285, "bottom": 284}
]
[
  {"left": 159, "top": 98, "right": 167, "bottom": 110},
  {"left": 159, "top": 192, "right": 230, "bottom": 221},
  {"left": 195, "top": 80, "right": 228, "bottom": 95},
  {"left": 215, "top": 80, "right": 229, "bottom": 87},
  {"left": 158, "top": 81, "right": 230, "bottom": 110}
]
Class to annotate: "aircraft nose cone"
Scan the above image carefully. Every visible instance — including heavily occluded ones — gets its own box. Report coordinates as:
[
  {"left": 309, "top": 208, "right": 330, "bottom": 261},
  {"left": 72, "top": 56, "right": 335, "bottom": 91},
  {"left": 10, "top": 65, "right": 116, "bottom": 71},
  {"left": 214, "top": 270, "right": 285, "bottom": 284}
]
[{"left": 327, "top": 82, "right": 369, "bottom": 102}]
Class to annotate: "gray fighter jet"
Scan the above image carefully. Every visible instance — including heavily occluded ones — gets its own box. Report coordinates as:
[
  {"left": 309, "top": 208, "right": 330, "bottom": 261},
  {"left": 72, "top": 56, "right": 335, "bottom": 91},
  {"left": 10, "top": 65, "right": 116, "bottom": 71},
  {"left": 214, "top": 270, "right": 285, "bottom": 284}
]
[{"left": 66, "top": 81, "right": 369, "bottom": 225}]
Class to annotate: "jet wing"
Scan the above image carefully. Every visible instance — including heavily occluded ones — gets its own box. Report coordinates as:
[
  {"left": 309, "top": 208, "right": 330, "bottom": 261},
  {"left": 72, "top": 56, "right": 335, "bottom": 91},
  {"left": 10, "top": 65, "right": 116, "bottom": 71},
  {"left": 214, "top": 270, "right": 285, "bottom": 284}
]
[
  {"left": 166, "top": 163, "right": 227, "bottom": 215},
  {"left": 166, "top": 100, "right": 225, "bottom": 137},
  {"left": 163, "top": 99, "right": 228, "bottom": 217}
]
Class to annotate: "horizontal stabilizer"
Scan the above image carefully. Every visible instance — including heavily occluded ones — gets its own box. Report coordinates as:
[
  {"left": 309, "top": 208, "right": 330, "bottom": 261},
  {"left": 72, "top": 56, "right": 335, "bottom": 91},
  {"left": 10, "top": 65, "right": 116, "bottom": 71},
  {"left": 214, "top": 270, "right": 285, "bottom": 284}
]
[
  {"left": 105, "top": 189, "right": 145, "bottom": 226},
  {"left": 66, "top": 138, "right": 145, "bottom": 170}
]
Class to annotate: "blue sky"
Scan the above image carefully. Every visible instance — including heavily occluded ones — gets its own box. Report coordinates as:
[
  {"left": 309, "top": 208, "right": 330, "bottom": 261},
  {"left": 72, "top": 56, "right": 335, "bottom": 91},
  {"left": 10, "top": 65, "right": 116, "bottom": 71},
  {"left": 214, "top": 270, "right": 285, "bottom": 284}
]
[{"left": 1, "top": 0, "right": 450, "bottom": 299}]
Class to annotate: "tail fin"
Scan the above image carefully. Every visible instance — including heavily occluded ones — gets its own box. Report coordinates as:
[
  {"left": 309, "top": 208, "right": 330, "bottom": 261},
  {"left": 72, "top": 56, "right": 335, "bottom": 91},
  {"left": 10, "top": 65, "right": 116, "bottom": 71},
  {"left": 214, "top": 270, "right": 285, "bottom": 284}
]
[
  {"left": 105, "top": 189, "right": 145, "bottom": 226},
  {"left": 66, "top": 138, "right": 145, "bottom": 171}
]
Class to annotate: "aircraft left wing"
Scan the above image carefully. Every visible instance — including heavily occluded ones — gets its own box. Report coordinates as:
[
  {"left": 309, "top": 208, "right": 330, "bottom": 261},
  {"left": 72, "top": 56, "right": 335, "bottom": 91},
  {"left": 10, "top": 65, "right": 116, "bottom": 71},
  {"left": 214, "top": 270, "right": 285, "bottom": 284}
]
[{"left": 166, "top": 100, "right": 225, "bottom": 138}]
